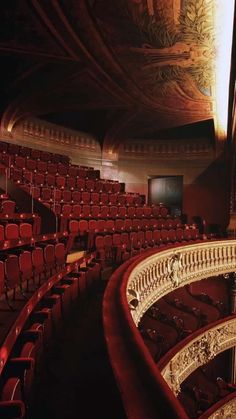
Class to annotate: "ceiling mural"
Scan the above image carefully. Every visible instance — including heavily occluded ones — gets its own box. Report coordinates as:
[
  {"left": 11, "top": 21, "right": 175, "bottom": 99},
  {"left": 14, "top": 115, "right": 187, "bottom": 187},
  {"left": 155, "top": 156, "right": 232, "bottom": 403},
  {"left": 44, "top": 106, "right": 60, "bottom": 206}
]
[
  {"left": 89, "top": 0, "right": 215, "bottom": 111},
  {"left": 0, "top": 0, "right": 234, "bottom": 151}
]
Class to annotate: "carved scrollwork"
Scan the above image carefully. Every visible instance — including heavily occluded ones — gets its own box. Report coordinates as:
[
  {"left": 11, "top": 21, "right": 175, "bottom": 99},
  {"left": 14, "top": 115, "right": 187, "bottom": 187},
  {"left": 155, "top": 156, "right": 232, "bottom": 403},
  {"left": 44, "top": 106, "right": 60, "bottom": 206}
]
[
  {"left": 167, "top": 253, "right": 182, "bottom": 288},
  {"left": 161, "top": 319, "right": 236, "bottom": 395},
  {"left": 127, "top": 288, "right": 140, "bottom": 311},
  {"left": 208, "top": 396, "right": 236, "bottom": 418}
]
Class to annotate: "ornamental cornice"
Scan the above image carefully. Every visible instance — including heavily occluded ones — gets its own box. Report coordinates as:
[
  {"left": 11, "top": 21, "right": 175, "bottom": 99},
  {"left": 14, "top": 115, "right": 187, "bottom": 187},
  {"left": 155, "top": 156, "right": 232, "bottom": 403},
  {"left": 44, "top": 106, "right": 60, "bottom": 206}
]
[
  {"left": 160, "top": 318, "right": 236, "bottom": 395},
  {"left": 207, "top": 396, "right": 236, "bottom": 418}
]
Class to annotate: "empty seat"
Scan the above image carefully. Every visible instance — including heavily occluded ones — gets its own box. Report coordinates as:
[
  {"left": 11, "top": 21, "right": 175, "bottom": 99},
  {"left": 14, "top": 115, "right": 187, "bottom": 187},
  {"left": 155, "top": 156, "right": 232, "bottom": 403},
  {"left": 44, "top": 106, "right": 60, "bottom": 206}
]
[
  {"left": 72, "top": 191, "right": 81, "bottom": 203},
  {"left": 71, "top": 204, "right": 82, "bottom": 218},
  {"left": 5, "top": 224, "right": 19, "bottom": 241},
  {"left": 19, "top": 223, "right": 33, "bottom": 240},
  {"left": 56, "top": 175, "right": 66, "bottom": 189},
  {"left": 55, "top": 243, "right": 66, "bottom": 269},
  {"left": 61, "top": 190, "right": 71, "bottom": 203},
  {"left": 66, "top": 177, "right": 76, "bottom": 189},
  {"left": 37, "top": 160, "right": 47, "bottom": 173},
  {"left": 1, "top": 200, "right": 16, "bottom": 215},
  {"left": 81, "top": 192, "right": 90, "bottom": 205}
]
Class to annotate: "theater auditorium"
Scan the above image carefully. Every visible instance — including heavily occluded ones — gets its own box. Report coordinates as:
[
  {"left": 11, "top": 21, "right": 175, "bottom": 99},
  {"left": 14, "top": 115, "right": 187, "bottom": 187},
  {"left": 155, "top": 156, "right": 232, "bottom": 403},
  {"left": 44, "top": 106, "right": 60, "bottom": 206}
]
[{"left": 0, "top": 1, "right": 235, "bottom": 418}]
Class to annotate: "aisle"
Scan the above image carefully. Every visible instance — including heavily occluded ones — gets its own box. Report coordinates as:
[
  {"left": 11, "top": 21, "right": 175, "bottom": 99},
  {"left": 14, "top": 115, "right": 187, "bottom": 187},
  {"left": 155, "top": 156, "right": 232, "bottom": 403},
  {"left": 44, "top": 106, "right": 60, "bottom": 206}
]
[{"left": 29, "top": 284, "right": 126, "bottom": 419}]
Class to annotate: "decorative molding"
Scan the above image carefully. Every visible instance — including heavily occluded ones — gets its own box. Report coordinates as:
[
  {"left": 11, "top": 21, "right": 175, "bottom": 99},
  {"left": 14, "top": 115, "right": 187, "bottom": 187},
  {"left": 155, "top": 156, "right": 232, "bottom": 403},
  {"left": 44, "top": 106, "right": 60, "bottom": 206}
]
[
  {"left": 126, "top": 241, "right": 236, "bottom": 325},
  {"left": 207, "top": 396, "right": 236, "bottom": 419},
  {"left": 0, "top": 118, "right": 101, "bottom": 160},
  {"left": 160, "top": 319, "right": 236, "bottom": 395},
  {"left": 122, "top": 138, "right": 214, "bottom": 158}
]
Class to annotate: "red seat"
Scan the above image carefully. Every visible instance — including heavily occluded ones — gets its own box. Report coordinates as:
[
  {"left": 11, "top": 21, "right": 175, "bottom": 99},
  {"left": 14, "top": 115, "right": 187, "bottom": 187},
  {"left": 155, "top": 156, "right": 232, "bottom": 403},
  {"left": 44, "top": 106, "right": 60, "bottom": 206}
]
[
  {"left": 32, "top": 187, "right": 40, "bottom": 199},
  {"left": 19, "top": 223, "right": 33, "bottom": 240},
  {"left": 97, "top": 219, "right": 106, "bottom": 233},
  {"left": 41, "top": 187, "right": 51, "bottom": 201},
  {"left": 126, "top": 194, "right": 134, "bottom": 206},
  {"left": 37, "top": 160, "right": 47, "bottom": 173},
  {"left": 5, "top": 223, "right": 19, "bottom": 241},
  {"left": 68, "top": 166, "right": 77, "bottom": 177},
  {"left": 55, "top": 242, "right": 66, "bottom": 269},
  {"left": 53, "top": 189, "right": 62, "bottom": 202},
  {"left": 44, "top": 244, "right": 55, "bottom": 276},
  {"left": 135, "top": 207, "right": 143, "bottom": 219},
  {"left": 34, "top": 173, "right": 45, "bottom": 186},
  {"left": 100, "top": 193, "right": 108, "bottom": 205},
  {"left": 112, "top": 182, "right": 121, "bottom": 193},
  {"left": 95, "top": 180, "right": 103, "bottom": 193},
  {"left": 15, "top": 156, "right": 25, "bottom": 170},
  {"left": 56, "top": 175, "right": 66, "bottom": 189},
  {"left": 127, "top": 206, "right": 135, "bottom": 219},
  {"left": 77, "top": 168, "right": 86, "bottom": 178},
  {"left": 0, "top": 260, "right": 5, "bottom": 297},
  {"left": 117, "top": 206, "right": 126, "bottom": 218},
  {"left": 62, "top": 204, "right": 72, "bottom": 217},
  {"left": 47, "top": 163, "right": 57, "bottom": 174},
  {"left": 85, "top": 179, "right": 94, "bottom": 191},
  {"left": 10, "top": 168, "right": 22, "bottom": 183},
  {"left": 81, "top": 205, "right": 90, "bottom": 218},
  {"left": 19, "top": 146, "right": 31, "bottom": 156},
  {"left": 69, "top": 220, "right": 79, "bottom": 234},
  {"left": 108, "top": 193, "right": 118, "bottom": 205},
  {"left": 19, "top": 250, "right": 33, "bottom": 289},
  {"left": 105, "top": 219, "right": 115, "bottom": 233},
  {"left": 72, "top": 191, "right": 81, "bottom": 203},
  {"left": 132, "top": 219, "right": 141, "bottom": 231},
  {"left": 5, "top": 254, "right": 20, "bottom": 292},
  {"left": 90, "top": 205, "right": 100, "bottom": 218},
  {"left": 99, "top": 205, "right": 109, "bottom": 218},
  {"left": 81, "top": 191, "right": 90, "bottom": 205},
  {"left": 115, "top": 219, "right": 124, "bottom": 232},
  {"left": 153, "top": 230, "right": 161, "bottom": 246},
  {"left": 66, "top": 177, "right": 76, "bottom": 189},
  {"left": 25, "top": 158, "right": 36, "bottom": 171},
  {"left": 124, "top": 218, "right": 132, "bottom": 232},
  {"left": 91, "top": 192, "right": 99, "bottom": 204},
  {"left": 77, "top": 178, "right": 85, "bottom": 190},
  {"left": 57, "top": 164, "right": 67, "bottom": 176},
  {"left": 31, "top": 148, "right": 41, "bottom": 160},
  {"left": 109, "top": 206, "right": 118, "bottom": 219},
  {"left": 145, "top": 230, "right": 154, "bottom": 247},
  {"left": 32, "top": 247, "right": 45, "bottom": 283},
  {"left": 95, "top": 236, "right": 105, "bottom": 261},
  {"left": 45, "top": 174, "right": 55, "bottom": 187},
  {"left": 71, "top": 204, "right": 81, "bottom": 218},
  {"left": 79, "top": 219, "right": 88, "bottom": 235},
  {"left": 1, "top": 200, "right": 16, "bottom": 215},
  {"left": 117, "top": 194, "right": 126, "bottom": 206},
  {"left": 61, "top": 190, "right": 71, "bottom": 203},
  {"left": 103, "top": 182, "right": 113, "bottom": 193},
  {"left": 143, "top": 206, "right": 152, "bottom": 218},
  {"left": 0, "top": 376, "right": 25, "bottom": 418}
]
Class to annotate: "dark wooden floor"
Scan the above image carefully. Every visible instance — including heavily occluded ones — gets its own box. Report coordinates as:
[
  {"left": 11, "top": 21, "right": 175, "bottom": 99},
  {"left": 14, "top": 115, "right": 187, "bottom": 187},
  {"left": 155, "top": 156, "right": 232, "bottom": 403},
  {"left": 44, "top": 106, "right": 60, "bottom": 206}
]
[{"left": 29, "top": 282, "right": 126, "bottom": 419}]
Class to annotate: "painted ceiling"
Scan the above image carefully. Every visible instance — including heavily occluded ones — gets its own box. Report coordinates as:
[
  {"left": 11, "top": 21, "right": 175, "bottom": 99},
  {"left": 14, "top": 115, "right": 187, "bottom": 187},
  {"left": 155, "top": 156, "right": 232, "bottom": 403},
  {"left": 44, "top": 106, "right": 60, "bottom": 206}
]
[{"left": 0, "top": 0, "right": 234, "bottom": 151}]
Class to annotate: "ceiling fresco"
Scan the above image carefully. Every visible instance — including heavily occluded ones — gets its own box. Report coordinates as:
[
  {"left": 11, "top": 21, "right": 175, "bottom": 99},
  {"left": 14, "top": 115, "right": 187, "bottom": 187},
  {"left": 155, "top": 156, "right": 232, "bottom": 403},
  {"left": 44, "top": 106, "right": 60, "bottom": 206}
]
[{"left": 0, "top": 0, "right": 234, "bottom": 151}]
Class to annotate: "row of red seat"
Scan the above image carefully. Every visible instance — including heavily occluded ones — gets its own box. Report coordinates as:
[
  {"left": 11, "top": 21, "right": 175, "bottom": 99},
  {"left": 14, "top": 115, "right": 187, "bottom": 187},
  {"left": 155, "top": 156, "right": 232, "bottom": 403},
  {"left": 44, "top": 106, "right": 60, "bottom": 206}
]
[
  {"left": 28, "top": 188, "right": 143, "bottom": 207},
  {"left": 0, "top": 258, "right": 102, "bottom": 417},
  {"left": 0, "top": 242, "right": 66, "bottom": 300},
  {"left": 68, "top": 218, "right": 185, "bottom": 235},
  {"left": 43, "top": 204, "right": 169, "bottom": 220},
  {"left": 9, "top": 163, "right": 100, "bottom": 182},
  {"left": 0, "top": 140, "right": 70, "bottom": 164},
  {"left": 15, "top": 174, "right": 121, "bottom": 194},
  {"left": 94, "top": 227, "right": 200, "bottom": 264}
]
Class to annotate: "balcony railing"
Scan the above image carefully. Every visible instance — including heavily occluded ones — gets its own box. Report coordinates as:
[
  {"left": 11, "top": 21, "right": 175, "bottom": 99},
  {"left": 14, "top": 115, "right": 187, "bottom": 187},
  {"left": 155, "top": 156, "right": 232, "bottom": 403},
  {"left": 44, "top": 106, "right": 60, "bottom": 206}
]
[
  {"left": 126, "top": 240, "right": 236, "bottom": 325},
  {"left": 104, "top": 240, "right": 236, "bottom": 419}
]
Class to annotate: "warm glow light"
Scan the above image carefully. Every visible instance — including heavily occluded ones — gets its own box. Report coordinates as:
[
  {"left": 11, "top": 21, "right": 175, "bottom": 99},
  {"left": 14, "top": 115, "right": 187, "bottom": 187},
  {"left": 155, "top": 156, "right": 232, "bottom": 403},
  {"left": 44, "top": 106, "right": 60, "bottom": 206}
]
[{"left": 214, "top": 0, "right": 235, "bottom": 140}]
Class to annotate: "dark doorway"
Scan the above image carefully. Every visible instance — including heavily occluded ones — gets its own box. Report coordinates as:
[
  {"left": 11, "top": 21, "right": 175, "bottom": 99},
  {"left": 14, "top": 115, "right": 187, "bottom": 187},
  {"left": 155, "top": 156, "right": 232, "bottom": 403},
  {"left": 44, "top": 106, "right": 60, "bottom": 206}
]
[{"left": 148, "top": 176, "right": 183, "bottom": 216}]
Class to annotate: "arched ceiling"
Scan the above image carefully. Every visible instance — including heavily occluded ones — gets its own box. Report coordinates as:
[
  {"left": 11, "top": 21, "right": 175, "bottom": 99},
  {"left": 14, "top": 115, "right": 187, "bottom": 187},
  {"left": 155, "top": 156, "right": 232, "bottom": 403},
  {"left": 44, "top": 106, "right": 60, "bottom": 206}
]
[{"left": 0, "top": 0, "right": 234, "bottom": 151}]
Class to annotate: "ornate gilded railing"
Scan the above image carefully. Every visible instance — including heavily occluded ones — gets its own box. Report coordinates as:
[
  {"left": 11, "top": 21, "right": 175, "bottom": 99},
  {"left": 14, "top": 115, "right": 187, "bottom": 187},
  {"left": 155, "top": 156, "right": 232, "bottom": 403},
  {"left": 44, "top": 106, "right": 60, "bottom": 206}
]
[
  {"left": 126, "top": 240, "right": 236, "bottom": 325},
  {"left": 160, "top": 317, "right": 236, "bottom": 395}
]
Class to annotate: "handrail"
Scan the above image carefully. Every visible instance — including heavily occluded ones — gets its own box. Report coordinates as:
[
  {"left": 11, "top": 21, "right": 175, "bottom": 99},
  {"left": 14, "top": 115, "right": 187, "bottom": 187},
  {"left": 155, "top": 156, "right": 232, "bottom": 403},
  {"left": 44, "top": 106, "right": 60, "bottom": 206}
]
[{"left": 103, "top": 240, "right": 236, "bottom": 419}]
